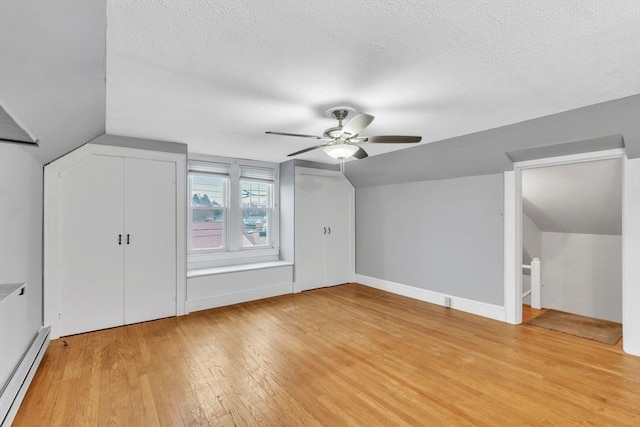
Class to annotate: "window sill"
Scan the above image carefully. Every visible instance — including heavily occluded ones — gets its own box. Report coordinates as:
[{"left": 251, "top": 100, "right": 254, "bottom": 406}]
[
  {"left": 187, "top": 260, "right": 293, "bottom": 278},
  {"left": 188, "top": 248, "right": 279, "bottom": 269}
]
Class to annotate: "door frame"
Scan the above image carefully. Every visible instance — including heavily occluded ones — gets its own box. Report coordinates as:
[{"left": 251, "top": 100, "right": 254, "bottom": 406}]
[
  {"left": 293, "top": 167, "right": 355, "bottom": 292},
  {"left": 44, "top": 143, "right": 187, "bottom": 339},
  {"left": 503, "top": 148, "right": 640, "bottom": 355}
]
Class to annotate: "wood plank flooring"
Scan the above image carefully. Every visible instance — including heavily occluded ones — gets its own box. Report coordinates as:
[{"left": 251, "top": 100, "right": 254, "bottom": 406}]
[
  {"left": 14, "top": 284, "right": 640, "bottom": 426},
  {"left": 522, "top": 304, "right": 546, "bottom": 323}
]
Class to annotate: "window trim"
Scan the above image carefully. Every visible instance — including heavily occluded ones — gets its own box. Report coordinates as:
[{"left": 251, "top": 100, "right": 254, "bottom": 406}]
[{"left": 187, "top": 153, "right": 280, "bottom": 269}]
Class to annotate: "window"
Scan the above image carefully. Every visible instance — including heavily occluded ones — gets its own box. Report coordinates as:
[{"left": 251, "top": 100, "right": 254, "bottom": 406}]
[
  {"left": 188, "top": 156, "right": 279, "bottom": 267},
  {"left": 240, "top": 165, "right": 274, "bottom": 249},
  {"left": 190, "top": 174, "right": 227, "bottom": 251}
]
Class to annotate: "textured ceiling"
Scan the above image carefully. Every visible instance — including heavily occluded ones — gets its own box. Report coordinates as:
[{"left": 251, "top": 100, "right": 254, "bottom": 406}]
[
  {"left": 106, "top": 1, "right": 640, "bottom": 164},
  {"left": 522, "top": 158, "right": 622, "bottom": 235}
]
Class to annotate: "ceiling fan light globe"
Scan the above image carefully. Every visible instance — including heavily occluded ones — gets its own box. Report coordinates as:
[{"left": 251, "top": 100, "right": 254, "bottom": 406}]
[{"left": 323, "top": 144, "right": 359, "bottom": 159}]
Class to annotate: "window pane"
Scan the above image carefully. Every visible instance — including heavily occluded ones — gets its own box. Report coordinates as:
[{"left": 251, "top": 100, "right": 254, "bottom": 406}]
[
  {"left": 241, "top": 181, "right": 270, "bottom": 208},
  {"left": 192, "top": 208, "right": 224, "bottom": 250},
  {"left": 191, "top": 175, "right": 226, "bottom": 207},
  {"left": 242, "top": 208, "right": 268, "bottom": 247},
  {"left": 241, "top": 181, "right": 271, "bottom": 248}
]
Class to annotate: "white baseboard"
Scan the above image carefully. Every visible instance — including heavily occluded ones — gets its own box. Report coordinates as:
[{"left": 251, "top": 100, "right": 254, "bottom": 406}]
[
  {"left": 186, "top": 283, "right": 292, "bottom": 313},
  {"left": 355, "top": 274, "right": 506, "bottom": 322},
  {"left": 1, "top": 326, "right": 50, "bottom": 426}
]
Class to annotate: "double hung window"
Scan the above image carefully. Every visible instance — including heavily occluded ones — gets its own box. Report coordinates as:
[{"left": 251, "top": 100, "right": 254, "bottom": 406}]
[
  {"left": 188, "top": 156, "right": 279, "bottom": 267},
  {"left": 189, "top": 161, "right": 229, "bottom": 251},
  {"left": 240, "top": 166, "right": 274, "bottom": 249}
]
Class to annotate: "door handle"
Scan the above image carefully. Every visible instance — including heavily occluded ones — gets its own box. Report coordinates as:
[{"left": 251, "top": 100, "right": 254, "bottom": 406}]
[
  {"left": 118, "top": 234, "right": 122, "bottom": 245},
  {"left": 126, "top": 234, "right": 130, "bottom": 245}
]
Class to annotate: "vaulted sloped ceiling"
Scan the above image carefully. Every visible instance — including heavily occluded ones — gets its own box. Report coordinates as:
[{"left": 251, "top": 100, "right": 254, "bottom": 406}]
[
  {"left": 0, "top": 0, "right": 106, "bottom": 164},
  {"left": 1, "top": 1, "right": 638, "bottom": 168},
  {"left": 522, "top": 158, "right": 622, "bottom": 236},
  {"left": 105, "top": 1, "right": 640, "bottom": 164}
]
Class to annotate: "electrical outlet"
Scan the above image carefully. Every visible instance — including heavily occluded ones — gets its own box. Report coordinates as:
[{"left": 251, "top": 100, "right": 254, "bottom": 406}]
[{"left": 444, "top": 297, "right": 452, "bottom": 308}]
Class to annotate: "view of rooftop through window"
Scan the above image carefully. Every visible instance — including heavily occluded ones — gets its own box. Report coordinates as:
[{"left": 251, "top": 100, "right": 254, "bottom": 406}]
[
  {"left": 189, "top": 173, "right": 274, "bottom": 251},
  {"left": 190, "top": 174, "right": 226, "bottom": 250}
]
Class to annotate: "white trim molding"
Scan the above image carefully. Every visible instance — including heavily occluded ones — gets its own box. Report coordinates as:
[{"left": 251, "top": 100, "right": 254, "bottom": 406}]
[
  {"left": 504, "top": 148, "right": 639, "bottom": 356},
  {"left": 44, "top": 143, "right": 187, "bottom": 339},
  {"left": 356, "top": 274, "right": 505, "bottom": 322},
  {"left": 503, "top": 169, "right": 521, "bottom": 325},
  {"left": 622, "top": 157, "right": 640, "bottom": 356},
  {"left": 186, "top": 283, "right": 292, "bottom": 313},
  {"left": 294, "top": 166, "right": 356, "bottom": 292},
  {"left": 0, "top": 326, "right": 50, "bottom": 426}
]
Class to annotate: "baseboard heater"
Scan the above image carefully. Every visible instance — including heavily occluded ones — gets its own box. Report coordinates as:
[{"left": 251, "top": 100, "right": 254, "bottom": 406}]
[{"left": 0, "top": 326, "right": 50, "bottom": 426}]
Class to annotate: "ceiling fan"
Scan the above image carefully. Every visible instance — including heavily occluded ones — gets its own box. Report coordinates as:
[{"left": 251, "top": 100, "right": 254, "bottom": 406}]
[{"left": 266, "top": 107, "right": 422, "bottom": 160}]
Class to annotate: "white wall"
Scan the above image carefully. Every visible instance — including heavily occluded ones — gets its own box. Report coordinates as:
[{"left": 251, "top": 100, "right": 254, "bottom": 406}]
[
  {"left": 523, "top": 213, "right": 542, "bottom": 261},
  {"left": 186, "top": 265, "right": 293, "bottom": 313},
  {"left": 541, "top": 232, "right": 622, "bottom": 322},
  {"left": 0, "top": 144, "right": 43, "bottom": 346},
  {"left": 622, "top": 157, "right": 640, "bottom": 355},
  {"left": 522, "top": 159, "right": 622, "bottom": 235},
  {"left": 522, "top": 212, "right": 542, "bottom": 304}
]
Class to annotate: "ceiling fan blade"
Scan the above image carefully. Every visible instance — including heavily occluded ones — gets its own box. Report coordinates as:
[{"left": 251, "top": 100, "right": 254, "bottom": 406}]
[
  {"left": 341, "top": 113, "right": 375, "bottom": 137},
  {"left": 352, "top": 147, "right": 368, "bottom": 159},
  {"left": 287, "top": 144, "right": 327, "bottom": 157},
  {"left": 365, "top": 135, "right": 422, "bottom": 144},
  {"left": 266, "top": 131, "right": 324, "bottom": 139}
]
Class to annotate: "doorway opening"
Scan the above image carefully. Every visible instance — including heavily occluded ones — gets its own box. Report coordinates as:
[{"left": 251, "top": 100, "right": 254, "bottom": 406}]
[
  {"left": 520, "top": 157, "right": 622, "bottom": 340},
  {"left": 503, "top": 148, "right": 640, "bottom": 355}
]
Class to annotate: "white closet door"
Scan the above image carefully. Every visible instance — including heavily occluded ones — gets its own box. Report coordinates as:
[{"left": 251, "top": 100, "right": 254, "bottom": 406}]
[
  {"left": 325, "top": 176, "right": 353, "bottom": 286},
  {"left": 123, "top": 158, "right": 177, "bottom": 324},
  {"left": 58, "top": 155, "right": 124, "bottom": 336},
  {"left": 295, "top": 173, "right": 328, "bottom": 291}
]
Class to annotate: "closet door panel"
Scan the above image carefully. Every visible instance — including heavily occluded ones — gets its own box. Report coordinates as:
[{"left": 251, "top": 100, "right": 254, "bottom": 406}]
[
  {"left": 325, "top": 176, "right": 353, "bottom": 286},
  {"left": 123, "top": 158, "right": 177, "bottom": 324},
  {"left": 58, "top": 155, "right": 124, "bottom": 336},
  {"left": 295, "top": 173, "right": 327, "bottom": 291}
]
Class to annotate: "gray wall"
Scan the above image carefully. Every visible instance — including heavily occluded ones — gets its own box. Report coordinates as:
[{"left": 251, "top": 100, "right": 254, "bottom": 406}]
[
  {"left": 351, "top": 95, "right": 639, "bottom": 310},
  {"left": 90, "top": 134, "right": 187, "bottom": 155},
  {"left": 0, "top": 0, "right": 107, "bottom": 164},
  {"left": 356, "top": 173, "right": 505, "bottom": 305},
  {"left": 279, "top": 160, "right": 295, "bottom": 263},
  {"left": 345, "top": 95, "right": 639, "bottom": 188},
  {"left": 0, "top": 0, "right": 106, "bottom": 363},
  {"left": 0, "top": 144, "right": 43, "bottom": 342}
]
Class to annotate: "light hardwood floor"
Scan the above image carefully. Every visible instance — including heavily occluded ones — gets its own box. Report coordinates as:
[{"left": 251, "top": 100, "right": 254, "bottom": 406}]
[
  {"left": 522, "top": 304, "right": 547, "bottom": 323},
  {"left": 15, "top": 284, "right": 640, "bottom": 426}
]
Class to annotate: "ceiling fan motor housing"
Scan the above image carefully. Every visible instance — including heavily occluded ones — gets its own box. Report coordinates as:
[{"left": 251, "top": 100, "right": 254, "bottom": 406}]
[
  {"left": 323, "top": 107, "right": 357, "bottom": 138},
  {"left": 323, "top": 126, "right": 344, "bottom": 139}
]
